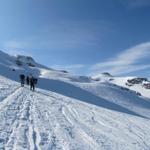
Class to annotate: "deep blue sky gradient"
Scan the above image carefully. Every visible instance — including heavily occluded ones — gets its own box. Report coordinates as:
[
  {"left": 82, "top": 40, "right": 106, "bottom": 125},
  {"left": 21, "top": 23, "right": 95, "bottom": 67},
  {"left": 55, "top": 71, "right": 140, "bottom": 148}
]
[{"left": 0, "top": 0, "right": 150, "bottom": 77}]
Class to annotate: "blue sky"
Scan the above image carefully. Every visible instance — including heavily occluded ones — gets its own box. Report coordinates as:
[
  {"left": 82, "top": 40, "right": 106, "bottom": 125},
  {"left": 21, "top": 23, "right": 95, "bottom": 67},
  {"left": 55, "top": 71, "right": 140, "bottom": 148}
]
[{"left": 0, "top": 0, "right": 150, "bottom": 77}]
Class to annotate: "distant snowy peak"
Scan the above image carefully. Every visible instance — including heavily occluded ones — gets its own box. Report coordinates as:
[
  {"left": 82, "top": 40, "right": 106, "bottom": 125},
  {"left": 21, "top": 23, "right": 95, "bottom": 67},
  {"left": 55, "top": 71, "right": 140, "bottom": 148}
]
[
  {"left": 16, "top": 55, "right": 35, "bottom": 63},
  {"left": 102, "top": 72, "right": 113, "bottom": 77},
  {"left": 92, "top": 72, "right": 113, "bottom": 81},
  {"left": 0, "top": 50, "right": 15, "bottom": 64},
  {"left": 0, "top": 50, "right": 36, "bottom": 67}
]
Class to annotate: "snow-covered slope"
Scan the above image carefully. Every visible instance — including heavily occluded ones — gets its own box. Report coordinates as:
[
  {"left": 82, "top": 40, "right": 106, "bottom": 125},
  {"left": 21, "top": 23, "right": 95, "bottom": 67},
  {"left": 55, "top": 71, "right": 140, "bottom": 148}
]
[
  {"left": 92, "top": 73, "right": 150, "bottom": 98},
  {"left": 0, "top": 50, "right": 150, "bottom": 150},
  {"left": 111, "top": 76, "right": 150, "bottom": 98}
]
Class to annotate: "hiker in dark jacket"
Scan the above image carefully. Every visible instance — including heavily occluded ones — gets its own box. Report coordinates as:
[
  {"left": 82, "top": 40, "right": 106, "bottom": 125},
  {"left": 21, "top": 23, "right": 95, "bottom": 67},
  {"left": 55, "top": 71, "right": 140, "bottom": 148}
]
[
  {"left": 30, "top": 76, "right": 36, "bottom": 91},
  {"left": 26, "top": 76, "right": 30, "bottom": 85},
  {"left": 20, "top": 74, "right": 25, "bottom": 87}
]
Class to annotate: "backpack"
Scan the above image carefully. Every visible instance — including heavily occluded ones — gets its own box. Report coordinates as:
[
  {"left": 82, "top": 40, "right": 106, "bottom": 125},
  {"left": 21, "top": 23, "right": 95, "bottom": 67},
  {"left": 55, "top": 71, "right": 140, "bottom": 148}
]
[
  {"left": 20, "top": 74, "right": 25, "bottom": 80},
  {"left": 34, "top": 78, "right": 38, "bottom": 84}
]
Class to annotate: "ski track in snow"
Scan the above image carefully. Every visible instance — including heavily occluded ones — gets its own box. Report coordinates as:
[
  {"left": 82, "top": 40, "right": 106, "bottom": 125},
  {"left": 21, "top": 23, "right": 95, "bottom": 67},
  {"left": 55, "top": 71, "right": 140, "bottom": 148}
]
[{"left": 0, "top": 84, "right": 150, "bottom": 150}]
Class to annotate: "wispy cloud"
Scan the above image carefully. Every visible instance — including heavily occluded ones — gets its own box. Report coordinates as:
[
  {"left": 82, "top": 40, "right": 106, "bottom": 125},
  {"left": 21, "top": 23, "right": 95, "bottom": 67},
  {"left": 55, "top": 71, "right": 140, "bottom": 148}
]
[
  {"left": 3, "top": 40, "right": 26, "bottom": 50},
  {"left": 36, "top": 20, "right": 111, "bottom": 50},
  {"left": 119, "top": 0, "right": 150, "bottom": 9},
  {"left": 90, "top": 42, "right": 150, "bottom": 75},
  {"left": 52, "top": 64, "right": 86, "bottom": 74},
  {"left": 1, "top": 40, "right": 33, "bottom": 56},
  {"left": 1, "top": 20, "right": 111, "bottom": 52}
]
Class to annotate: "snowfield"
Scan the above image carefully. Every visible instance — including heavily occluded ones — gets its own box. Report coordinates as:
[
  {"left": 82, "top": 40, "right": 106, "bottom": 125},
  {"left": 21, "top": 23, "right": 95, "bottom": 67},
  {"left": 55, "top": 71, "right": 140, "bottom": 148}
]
[{"left": 0, "top": 50, "right": 150, "bottom": 150}]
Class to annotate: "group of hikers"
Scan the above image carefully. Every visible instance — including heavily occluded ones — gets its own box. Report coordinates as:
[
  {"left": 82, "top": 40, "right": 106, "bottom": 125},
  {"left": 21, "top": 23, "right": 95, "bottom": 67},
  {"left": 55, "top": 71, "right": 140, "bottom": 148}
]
[{"left": 20, "top": 74, "right": 38, "bottom": 91}]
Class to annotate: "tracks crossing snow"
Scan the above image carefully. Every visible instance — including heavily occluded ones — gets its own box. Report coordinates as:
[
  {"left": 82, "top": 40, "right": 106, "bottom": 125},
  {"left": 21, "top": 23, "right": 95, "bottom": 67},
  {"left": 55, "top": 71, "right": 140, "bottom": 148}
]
[
  {"left": 0, "top": 86, "right": 150, "bottom": 150},
  {"left": 0, "top": 87, "right": 38, "bottom": 150}
]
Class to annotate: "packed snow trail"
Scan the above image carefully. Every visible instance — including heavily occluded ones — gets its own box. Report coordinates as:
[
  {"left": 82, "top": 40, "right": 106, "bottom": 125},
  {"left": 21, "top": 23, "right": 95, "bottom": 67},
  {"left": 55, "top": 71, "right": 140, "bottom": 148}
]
[
  {"left": 0, "top": 84, "right": 150, "bottom": 150},
  {"left": 0, "top": 87, "right": 28, "bottom": 149}
]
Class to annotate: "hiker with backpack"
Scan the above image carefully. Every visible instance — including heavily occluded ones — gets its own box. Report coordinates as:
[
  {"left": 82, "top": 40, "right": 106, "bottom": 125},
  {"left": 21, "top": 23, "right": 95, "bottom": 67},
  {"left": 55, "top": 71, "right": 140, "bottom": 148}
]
[
  {"left": 20, "top": 74, "right": 25, "bottom": 87},
  {"left": 29, "top": 75, "right": 38, "bottom": 91},
  {"left": 26, "top": 76, "right": 30, "bottom": 85}
]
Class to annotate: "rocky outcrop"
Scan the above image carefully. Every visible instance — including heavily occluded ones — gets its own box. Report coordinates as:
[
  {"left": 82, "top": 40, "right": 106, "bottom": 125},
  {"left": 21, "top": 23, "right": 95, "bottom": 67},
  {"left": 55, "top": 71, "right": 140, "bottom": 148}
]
[{"left": 127, "top": 78, "right": 148, "bottom": 85}]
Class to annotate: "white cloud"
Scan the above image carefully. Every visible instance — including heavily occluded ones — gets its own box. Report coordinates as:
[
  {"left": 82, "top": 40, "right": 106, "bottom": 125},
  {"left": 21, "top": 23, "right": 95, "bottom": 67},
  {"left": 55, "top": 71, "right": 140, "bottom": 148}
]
[
  {"left": 91, "top": 42, "right": 150, "bottom": 75},
  {"left": 7, "top": 49, "right": 33, "bottom": 57},
  {"left": 3, "top": 40, "right": 27, "bottom": 50},
  {"left": 1, "top": 40, "right": 33, "bottom": 56},
  {"left": 52, "top": 64, "right": 86, "bottom": 74},
  {"left": 1, "top": 20, "right": 111, "bottom": 53},
  {"left": 37, "top": 20, "right": 111, "bottom": 50}
]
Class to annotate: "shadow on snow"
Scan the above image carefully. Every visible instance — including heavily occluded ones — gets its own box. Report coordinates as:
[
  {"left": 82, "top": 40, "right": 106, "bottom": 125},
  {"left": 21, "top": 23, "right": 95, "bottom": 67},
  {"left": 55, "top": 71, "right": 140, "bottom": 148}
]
[{"left": 38, "top": 78, "right": 148, "bottom": 119}]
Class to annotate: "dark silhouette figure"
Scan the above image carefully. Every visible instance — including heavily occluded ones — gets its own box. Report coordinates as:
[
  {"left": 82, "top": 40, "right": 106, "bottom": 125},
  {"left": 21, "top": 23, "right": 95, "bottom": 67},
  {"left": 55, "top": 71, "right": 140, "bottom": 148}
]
[
  {"left": 30, "top": 76, "right": 35, "bottom": 91},
  {"left": 20, "top": 74, "right": 25, "bottom": 87},
  {"left": 26, "top": 76, "right": 30, "bottom": 85}
]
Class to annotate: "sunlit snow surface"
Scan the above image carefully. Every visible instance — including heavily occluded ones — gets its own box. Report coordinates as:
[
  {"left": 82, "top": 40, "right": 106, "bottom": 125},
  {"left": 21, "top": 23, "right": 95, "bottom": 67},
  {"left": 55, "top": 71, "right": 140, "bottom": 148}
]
[{"left": 0, "top": 50, "right": 150, "bottom": 150}]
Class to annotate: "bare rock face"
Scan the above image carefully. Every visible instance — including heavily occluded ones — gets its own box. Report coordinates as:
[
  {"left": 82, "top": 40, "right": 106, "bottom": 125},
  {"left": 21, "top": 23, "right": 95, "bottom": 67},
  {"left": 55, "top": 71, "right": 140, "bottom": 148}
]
[
  {"left": 126, "top": 77, "right": 150, "bottom": 90},
  {"left": 60, "top": 70, "right": 68, "bottom": 73},
  {"left": 16, "top": 55, "right": 35, "bottom": 62},
  {"left": 143, "top": 83, "right": 150, "bottom": 89},
  {"left": 101, "top": 72, "right": 113, "bottom": 77},
  {"left": 127, "top": 78, "right": 148, "bottom": 85},
  {"left": 92, "top": 72, "right": 113, "bottom": 81},
  {"left": 16, "top": 55, "right": 35, "bottom": 67}
]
